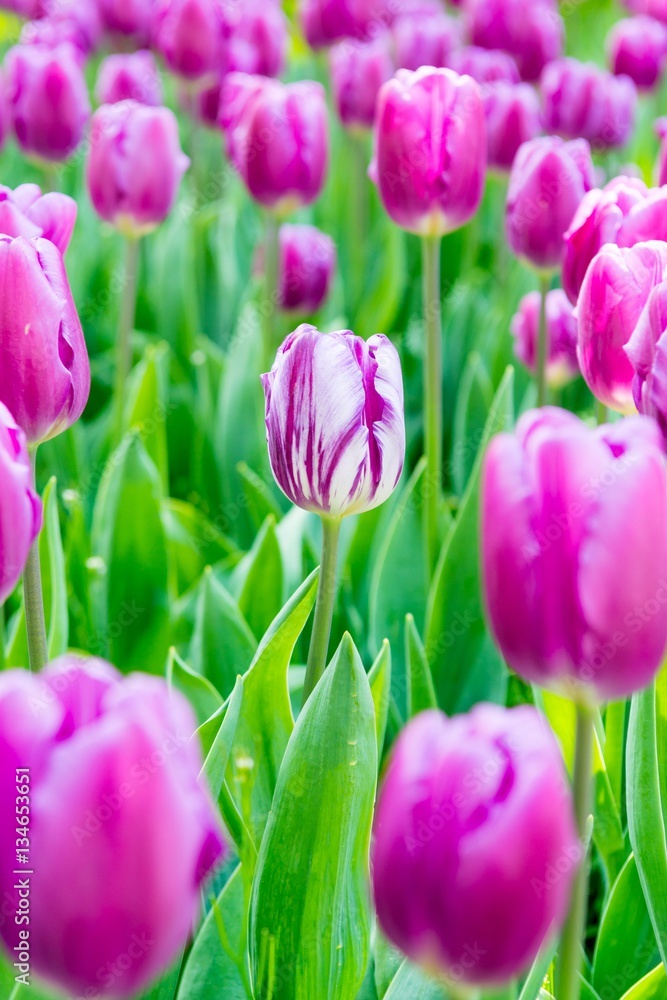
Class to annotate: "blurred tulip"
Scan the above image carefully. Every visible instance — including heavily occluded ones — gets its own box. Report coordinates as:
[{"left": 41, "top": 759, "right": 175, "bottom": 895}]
[
  {"left": 656, "top": 117, "right": 667, "bottom": 185},
  {"left": 541, "top": 58, "right": 637, "bottom": 150},
  {"left": 87, "top": 101, "right": 189, "bottom": 237},
  {"left": 25, "top": 0, "right": 103, "bottom": 54},
  {"left": 482, "top": 407, "right": 667, "bottom": 702},
  {"left": 0, "top": 183, "right": 76, "bottom": 255},
  {"left": 277, "top": 225, "right": 336, "bottom": 313},
  {"left": 5, "top": 43, "right": 90, "bottom": 162},
  {"left": 95, "top": 51, "right": 162, "bottom": 107},
  {"left": 153, "top": 0, "right": 223, "bottom": 84},
  {"left": 607, "top": 16, "right": 667, "bottom": 89},
  {"left": 329, "top": 33, "right": 394, "bottom": 130},
  {"left": 465, "top": 0, "right": 564, "bottom": 82},
  {"left": 221, "top": 74, "right": 328, "bottom": 213},
  {"left": 262, "top": 324, "right": 405, "bottom": 517},
  {"left": 220, "top": 0, "right": 288, "bottom": 77},
  {"left": 626, "top": 278, "right": 667, "bottom": 433},
  {"left": 506, "top": 136, "right": 594, "bottom": 271},
  {"left": 181, "top": 79, "right": 222, "bottom": 127},
  {"left": 300, "top": 0, "right": 396, "bottom": 48},
  {"left": 392, "top": 4, "right": 461, "bottom": 71},
  {"left": 372, "top": 705, "right": 579, "bottom": 984},
  {"left": 511, "top": 288, "right": 579, "bottom": 387},
  {"left": 0, "top": 657, "right": 226, "bottom": 999},
  {"left": 98, "top": 0, "right": 153, "bottom": 43},
  {"left": 622, "top": 0, "right": 667, "bottom": 22},
  {"left": 0, "top": 404, "right": 41, "bottom": 604},
  {"left": 370, "top": 66, "right": 486, "bottom": 236},
  {"left": 484, "top": 82, "right": 541, "bottom": 171},
  {"left": 449, "top": 44, "right": 520, "bottom": 85},
  {"left": 578, "top": 241, "right": 667, "bottom": 412},
  {"left": 0, "top": 236, "right": 90, "bottom": 445}
]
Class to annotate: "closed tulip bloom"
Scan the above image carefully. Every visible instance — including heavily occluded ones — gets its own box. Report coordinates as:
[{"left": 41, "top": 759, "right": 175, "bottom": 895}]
[
  {"left": 511, "top": 288, "right": 579, "bottom": 387},
  {"left": 330, "top": 33, "right": 394, "bottom": 130},
  {"left": 372, "top": 706, "right": 579, "bottom": 985},
  {"left": 0, "top": 657, "right": 226, "bottom": 999},
  {"left": 220, "top": 74, "right": 328, "bottom": 213},
  {"left": 370, "top": 67, "right": 486, "bottom": 236},
  {"left": 626, "top": 279, "right": 667, "bottom": 433},
  {"left": 449, "top": 45, "right": 520, "bottom": 86},
  {"left": 392, "top": 5, "right": 461, "bottom": 72},
  {"left": 26, "top": 0, "right": 103, "bottom": 55},
  {"left": 153, "top": 0, "right": 223, "bottom": 84},
  {"left": 623, "top": 0, "right": 667, "bottom": 22},
  {"left": 0, "top": 404, "right": 41, "bottom": 604},
  {"left": 0, "top": 183, "right": 77, "bottom": 255},
  {"left": 506, "top": 136, "right": 594, "bottom": 271},
  {"left": 98, "top": 0, "right": 153, "bottom": 43},
  {"left": 5, "top": 43, "right": 90, "bottom": 162},
  {"left": 541, "top": 58, "right": 637, "bottom": 150},
  {"left": 607, "top": 16, "right": 667, "bottom": 89},
  {"left": 466, "top": 0, "right": 564, "bottom": 82},
  {"left": 220, "top": 0, "right": 288, "bottom": 78},
  {"left": 0, "top": 236, "right": 90, "bottom": 445},
  {"left": 95, "top": 51, "right": 163, "bottom": 107},
  {"left": 484, "top": 82, "right": 541, "bottom": 171},
  {"left": 578, "top": 241, "right": 667, "bottom": 412},
  {"left": 278, "top": 225, "right": 336, "bottom": 313},
  {"left": 262, "top": 325, "right": 405, "bottom": 517},
  {"left": 87, "top": 102, "right": 189, "bottom": 237},
  {"left": 482, "top": 407, "right": 667, "bottom": 702},
  {"left": 300, "top": 0, "right": 395, "bottom": 48}
]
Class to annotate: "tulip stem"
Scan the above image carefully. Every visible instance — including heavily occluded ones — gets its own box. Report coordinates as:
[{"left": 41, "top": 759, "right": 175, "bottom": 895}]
[
  {"left": 422, "top": 234, "right": 443, "bottom": 576},
  {"left": 113, "top": 235, "right": 140, "bottom": 444},
  {"left": 595, "top": 398, "right": 607, "bottom": 426},
  {"left": 302, "top": 516, "right": 342, "bottom": 708},
  {"left": 262, "top": 213, "right": 280, "bottom": 371},
  {"left": 556, "top": 702, "right": 595, "bottom": 1000},
  {"left": 23, "top": 449, "right": 48, "bottom": 673},
  {"left": 349, "top": 131, "right": 368, "bottom": 314},
  {"left": 536, "top": 272, "right": 550, "bottom": 407}
]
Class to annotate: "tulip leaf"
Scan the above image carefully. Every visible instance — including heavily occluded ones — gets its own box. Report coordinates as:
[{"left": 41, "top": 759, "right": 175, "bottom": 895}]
[
  {"left": 373, "top": 931, "right": 403, "bottom": 999},
  {"left": 382, "top": 960, "right": 444, "bottom": 1000},
  {"left": 137, "top": 955, "right": 183, "bottom": 1000},
  {"left": 405, "top": 613, "right": 437, "bottom": 718},
  {"left": 451, "top": 350, "right": 494, "bottom": 496},
  {"left": 200, "top": 676, "right": 244, "bottom": 804},
  {"left": 237, "top": 460, "right": 284, "bottom": 531},
  {"left": 517, "top": 937, "right": 558, "bottom": 1000},
  {"left": 368, "top": 639, "right": 392, "bottom": 754},
  {"left": 167, "top": 647, "right": 223, "bottom": 727},
  {"left": 123, "top": 341, "right": 170, "bottom": 494},
  {"left": 161, "top": 497, "right": 239, "bottom": 596},
  {"left": 250, "top": 633, "right": 377, "bottom": 1000},
  {"left": 619, "top": 964, "right": 667, "bottom": 999},
  {"left": 189, "top": 567, "right": 257, "bottom": 700},
  {"left": 229, "top": 515, "right": 284, "bottom": 643},
  {"left": 425, "top": 367, "right": 514, "bottom": 714}
]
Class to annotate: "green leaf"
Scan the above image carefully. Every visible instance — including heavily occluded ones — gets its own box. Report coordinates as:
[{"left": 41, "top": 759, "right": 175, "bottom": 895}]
[
  {"left": 136, "top": 956, "right": 183, "bottom": 1000},
  {"left": 369, "top": 640, "right": 392, "bottom": 754},
  {"left": 450, "top": 351, "right": 494, "bottom": 496},
  {"left": 373, "top": 931, "right": 403, "bottom": 999},
  {"left": 405, "top": 614, "right": 436, "bottom": 718},
  {"left": 123, "top": 341, "right": 170, "bottom": 493},
  {"left": 189, "top": 568, "right": 257, "bottom": 699},
  {"left": 383, "top": 960, "right": 444, "bottom": 1000},
  {"left": 230, "top": 516, "right": 284, "bottom": 643},
  {"left": 620, "top": 964, "right": 667, "bottom": 999},
  {"left": 162, "top": 498, "right": 239, "bottom": 596},
  {"left": 200, "top": 676, "right": 244, "bottom": 803},
  {"left": 167, "top": 647, "right": 223, "bottom": 728},
  {"left": 517, "top": 938, "right": 557, "bottom": 1000},
  {"left": 250, "top": 634, "right": 377, "bottom": 1000},
  {"left": 237, "top": 461, "right": 283, "bottom": 532}
]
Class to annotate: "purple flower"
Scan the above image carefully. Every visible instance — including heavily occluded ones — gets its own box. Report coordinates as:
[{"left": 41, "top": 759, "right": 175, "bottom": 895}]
[
  {"left": 484, "top": 82, "right": 541, "bottom": 171},
  {"left": 98, "top": 0, "right": 153, "bottom": 44},
  {"left": 262, "top": 325, "right": 405, "bottom": 517},
  {"left": 220, "top": 0, "right": 288, "bottom": 78},
  {"left": 329, "top": 33, "right": 394, "bottom": 131},
  {"left": 465, "top": 0, "right": 564, "bottom": 82},
  {"left": 392, "top": 3, "right": 462, "bottom": 72},
  {"left": 0, "top": 183, "right": 77, "bottom": 255},
  {"left": 152, "top": 0, "right": 224, "bottom": 84},
  {"left": 0, "top": 403, "right": 41, "bottom": 603},
  {"left": 511, "top": 288, "right": 579, "bottom": 387},
  {"left": 299, "top": 0, "right": 397, "bottom": 49},
  {"left": 24, "top": 0, "right": 103, "bottom": 55},
  {"left": 449, "top": 44, "right": 520, "bottom": 86},
  {"left": 277, "top": 225, "right": 336, "bottom": 314},
  {"left": 95, "top": 51, "right": 163, "bottom": 107},
  {"left": 607, "top": 15, "right": 667, "bottom": 90},
  {"left": 626, "top": 278, "right": 667, "bottom": 435},
  {"left": 541, "top": 57, "right": 638, "bottom": 151},
  {"left": 623, "top": 0, "right": 667, "bottom": 22}
]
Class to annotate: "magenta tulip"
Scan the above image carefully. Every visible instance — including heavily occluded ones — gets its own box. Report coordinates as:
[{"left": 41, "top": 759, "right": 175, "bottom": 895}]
[
  {"left": 541, "top": 58, "right": 637, "bottom": 150},
  {"left": 626, "top": 278, "right": 667, "bottom": 434},
  {"left": 220, "top": 0, "right": 288, "bottom": 78},
  {"left": 262, "top": 324, "right": 405, "bottom": 517},
  {"left": 0, "top": 657, "right": 226, "bottom": 999},
  {"left": 0, "top": 404, "right": 41, "bottom": 604},
  {"left": 506, "top": 136, "right": 594, "bottom": 272},
  {"left": 181, "top": 79, "right": 222, "bottom": 127},
  {"left": 465, "top": 0, "right": 564, "bottom": 82},
  {"left": 0, "top": 183, "right": 76, "bottom": 255},
  {"left": 95, "top": 51, "right": 163, "bottom": 107},
  {"left": 25, "top": 0, "right": 103, "bottom": 54},
  {"left": 484, "top": 82, "right": 541, "bottom": 171},
  {"left": 623, "top": 0, "right": 667, "bottom": 22},
  {"left": 372, "top": 705, "right": 579, "bottom": 985},
  {"left": 511, "top": 288, "right": 579, "bottom": 387},
  {"left": 392, "top": 4, "right": 461, "bottom": 72},
  {"left": 370, "top": 66, "right": 486, "bottom": 236},
  {"left": 482, "top": 407, "right": 667, "bottom": 702},
  {"left": 449, "top": 44, "right": 520, "bottom": 85},
  {"left": 329, "top": 33, "right": 394, "bottom": 130},
  {"left": 577, "top": 241, "right": 667, "bottom": 412},
  {"left": 607, "top": 16, "right": 667, "bottom": 89},
  {"left": 153, "top": 0, "right": 223, "bottom": 84},
  {"left": 277, "top": 225, "right": 336, "bottom": 313},
  {"left": 98, "top": 0, "right": 153, "bottom": 43},
  {"left": 221, "top": 74, "right": 328, "bottom": 213},
  {"left": 300, "top": 0, "right": 395, "bottom": 48},
  {"left": 87, "top": 101, "right": 189, "bottom": 237}
]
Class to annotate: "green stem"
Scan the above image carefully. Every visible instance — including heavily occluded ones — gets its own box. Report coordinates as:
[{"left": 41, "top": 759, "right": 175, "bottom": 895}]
[
  {"left": 556, "top": 703, "right": 595, "bottom": 1000},
  {"left": 301, "top": 517, "right": 342, "bottom": 707},
  {"left": 536, "top": 272, "right": 550, "bottom": 407},
  {"left": 349, "top": 130, "right": 368, "bottom": 315},
  {"left": 262, "top": 213, "right": 280, "bottom": 372},
  {"left": 422, "top": 235, "right": 443, "bottom": 577},
  {"left": 113, "top": 236, "right": 140, "bottom": 444},
  {"left": 595, "top": 398, "right": 607, "bottom": 426},
  {"left": 23, "top": 450, "right": 47, "bottom": 673}
]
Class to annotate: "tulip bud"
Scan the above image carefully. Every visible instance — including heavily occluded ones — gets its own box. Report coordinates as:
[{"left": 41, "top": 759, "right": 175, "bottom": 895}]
[
  {"left": 153, "top": 0, "right": 224, "bottom": 84},
  {"left": 300, "top": 0, "right": 396, "bottom": 49},
  {"left": 449, "top": 44, "right": 520, "bottom": 85},
  {"left": 220, "top": 0, "right": 288, "bottom": 78},
  {"left": 0, "top": 183, "right": 76, "bottom": 255},
  {"left": 370, "top": 67, "right": 486, "bottom": 237},
  {"left": 0, "top": 236, "right": 90, "bottom": 445},
  {"left": 0, "top": 404, "right": 41, "bottom": 604},
  {"left": 577, "top": 241, "right": 667, "bottom": 412},
  {"left": 482, "top": 407, "right": 667, "bottom": 702},
  {"left": 392, "top": 5, "right": 462, "bottom": 72},
  {"left": 607, "top": 16, "right": 667, "bottom": 89},
  {"left": 262, "top": 324, "right": 405, "bottom": 517},
  {"left": 0, "top": 657, "right": 226, "bottom": 999},
  {"left": 26, "top": 0, "right": 103, "bottom": 55},
  {"left": 511, "top": 288, "right": 579, "bottom": 387},
  {"left": 465, "top": 0, "right": 564, "bottom": 82},
  {"left": 484, "top": 82, "right": 541, "bottom": 171},
  {"left": 541, "top": 58, "right": 637, "bottom": 151},
  {"left": 506, "top": 136, "right": 594, "bottom": 272},
  {"left": 95, "top": 51, "right": 163, "bottom": 107},
  {"left": 329, "top": 34, "right": 394, "bottom": 131},
  {"left": 220, "top": 74, "right": 328, "bottom": 214},
  {"left": 87, "top": 101, "right": 189, "bottom": 237},
  {"left": 372, "top": 705, "right": 579, "bottom": 985},
  {"left": 625, "top": 278, "right": 667, "bottom": 434},
  {"left": 5, "top": 43, "right": 90, "bottom": 162},
  {"left": 622, "top": 0, "right": 667, "bottom": 23},
  {"left": 98, "top": 0, "right": 153, "bottom": 43},
  {"left": 277, "top": 225, "right": 336, "bottom": 313}
]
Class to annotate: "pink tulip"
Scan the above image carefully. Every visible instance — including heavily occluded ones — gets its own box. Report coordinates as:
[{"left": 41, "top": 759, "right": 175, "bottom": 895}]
[
  {"left": 465, "top": 0, "right": 564, "bottom": 82},
  {"left": 181, "top": 79, "right": 222, "bottom": 127},
  {"left": 98, "top": 0, "right": 153, "bottom": 43},
  {"left": 152, "top": 0, "right": 223, "bottom": 84},
  {"left": 277, "top": 225, "right": 336, "bottom": 313},
  {"left": 329, "top": 33, "right": 394, "bottom": 130},
  {"left": 0, "top": 403, "right": 41, "bottom": 604},
  {"left": 484, "top": 82, "right": 541, "bottom": 171},
  {"left": 622, "top": 0, "right": 667, "bottom": 22},
  {"left": 607, "top": 16, "right": 667, "bottom": 89},
  {"left": 511, "top": 288, "right": 579, "bottom": 387},
  {"left": 541, "top": 58, "right": 638, "bottom": 150},
  {"left": 449, "top": 44, "right": 520, "bottom": 85},
  {"left": 392, "top": 4, "right": 461, "bottom": 72},
  {"left": 95, "top": 51, "right": 163, "bottom": 107},
  {"left": 0, "top": 183, "right": 77, "bottom": 255},
  {"left": 220, "top": 0, "right": 288, "bottom": 77},
  {"left": 300, "top": 0, "right": 396, "bottom": 48},
  {"left": 626, "top": 278, "right": 667, "bottom": 433},
  {"left": 25, "top": 0, "right": 103, "bottom": 54}
]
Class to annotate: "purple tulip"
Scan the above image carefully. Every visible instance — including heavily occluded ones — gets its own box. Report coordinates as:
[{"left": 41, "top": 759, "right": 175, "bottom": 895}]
[
  {"left": 392, "top": 4, "right": 462, "bottom": 72},
  {"left": 87, "top": 101, "right": 189, "bottom": 237},
  {"left": 607, "top": 16, "right": 667, "bottom": 89},
  {"left": 329, "top": 33, "right": 394, "bottom": 130},
  {"left": 220, "top": 74, "right": 328, "bottom": 213},
  {"left": 300, "top": 0, "right": 396, "bottom": 48},
  {"left": 484, "top": 82, "right": 541, "bottom": 171},
  {"left": 25, "top": 0, "right": 103, "bottom": 55},
  {"left": 372, "top": 705, "right": 579, "bottom": 985},
  {"left": 98, "top": 0, "right": 153, "bottom": 43},
  {"left": 482, "top": 407, "right": 667, "bottom": 701},
  {"left": 626, "top": 279, "right": 667, "bottom": 434},
  {"left": 181, "top": 79, "right": 222, "bottom": 128},
  {"left": 5, "top": 43, "right": 90, "bottom": 162},
  {"left": 220, "top": 0, "right": 288, "bottom": 78},
  {"left": 449, "top": 45, "right": 520, "bottom": 85},
  {"left": 505, "top": 136, "right": 594, "bottom": 272},
  {"left": 0, "top": 236, "right": 90, "bottom": 445},
  {"left": 465, "top": 0, "right": 564, "bottom": 82},
  {"left": 262, "top": 324, "right": 405, "bottom": 517},
  {"left": 577, "top": 241, "right": 667, "bottom": 412},
  {"left": 0, "top": 404, "right": 41, "bottom": 604},
  {"left": 0, "top": 184, "right": 76, "bottom": 255},
  {"left": 370, "top": 66, "right": 487, "bottom": 236},
  {"left": 95, "top": 51, "right": 163, "bottom": 107},
  {"left": 623, "top": 0, "right": 667, "bottom": 22},
  {"left": 0, "top": 656, "right": 226, "bottom": 999},
  {"left": 511, "top": 288, "right": 579, "bottom": 387},
  {"left": 541, "top": 58, "right": 638, "bottom": 151},
  {"left": 153, "top": 0, "right": 224, "bottom": 84},
  {"left": 277, "top": 225, "right": 336, "bottom": 313}
]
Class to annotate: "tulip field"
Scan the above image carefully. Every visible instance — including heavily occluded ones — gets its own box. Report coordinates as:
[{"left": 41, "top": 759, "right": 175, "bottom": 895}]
[{"left": 4, "top": 0, "right": 667, "bottom": 999}]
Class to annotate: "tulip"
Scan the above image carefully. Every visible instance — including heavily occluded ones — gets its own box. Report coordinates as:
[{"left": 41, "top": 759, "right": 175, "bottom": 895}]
[
  {"left": 0, "top": 184, "right": 76, "bottom": 255},
  {"left": 220, "top": 0, "right": 288, "bottom": 78},
  {"left": 484, "top": 82, "right": 541, "bottom": 171},
  {"left": 0, "top": 657, "right": 226, "bottom": 999},
  {"left": 622, "top": 0, "right": 667, "bottom": 21},
  {"left": 26, "top": 0, "right": 103, "bottom": 54},
  {"left": 98, "top": 0, "right": 153, "bottom": 43},
  {"left": 607, "top": 16, "right": 667, "bottom": 89},
  {"left": 329, "top": 33, "right": 394, "bottom": 130},
  {"left": 5, "top": 43, "right": 90, "bottom": 162},
  {"left": 277, "top": 224, "right": 336, "bottom": 313},
  {"left": 372, "top": 705, "right": 579, "bottom": 985},
  {"left": 656, "top": 118, "right": 667, "bottom": 185},
  {"left": 0, "top": 404, "right": 41, "bottom": 605},
  {"left": 541, "top": 58, "right": 637, "bottom": 151},
  {"left": 511, "top": 288, "right": 579, "bottom": 388},
  {"left": 300, "top": 0, "right": 396, "bottom": 48},
  {"left": 625, "top": 278, "right": 667, "bottom": 436},
  {"left": 449, "top": 44, "right": 520, "bottom": 85},
  {"left": 392, "top": 4, "right": 462, "bottom": 72},
  {"left": 181, "top": 79, "right": 222, "bottom": 128},
  {"left": 153, "top": 0, "right": 224, "bottom": 84},
  {"left": 95, "top": 51, "right": 163, "bottom": 107},
  {"left": 465, "top": 0, "right": 564, "bottom": 82},
  {"left": 577, "top": 241, "right": 667, "bottom": 412}
]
